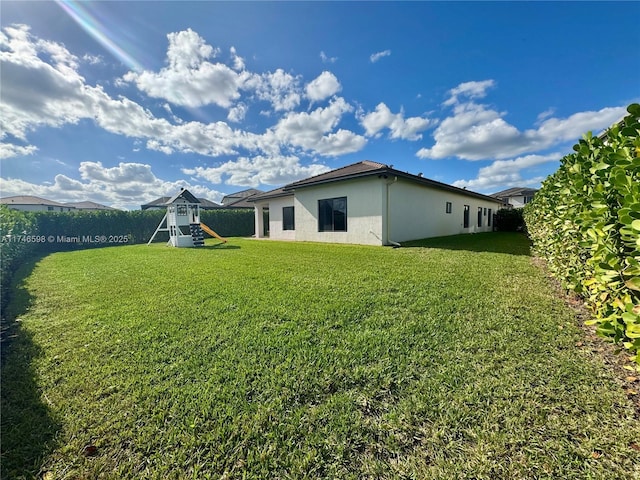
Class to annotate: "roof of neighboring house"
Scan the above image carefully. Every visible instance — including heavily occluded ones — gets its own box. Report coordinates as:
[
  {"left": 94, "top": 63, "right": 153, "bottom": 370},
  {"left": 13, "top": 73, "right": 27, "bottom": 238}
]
[
  {"left": 221, "top": 188, "right": 264, "bottom": 205},
  {"left": 64, "top": 201, "right": 119, "bottom": 210},
  {"left": 247, "top": 187, "right": 291, "bottom": 202},
  {"left": 251, "top": 161, "right": 502, "bottom": 204},
  {"left": 491, "top": 187, "right": 539, "bottom": 198},
  {"left": 0, "top": 195, "right": 74, "bottom": 208},
  {"left": 197, "top": 198, "right": 221, "bottom": 209},
  {"left": 141, "top": 196, "right": 171, "bottom": 209}
]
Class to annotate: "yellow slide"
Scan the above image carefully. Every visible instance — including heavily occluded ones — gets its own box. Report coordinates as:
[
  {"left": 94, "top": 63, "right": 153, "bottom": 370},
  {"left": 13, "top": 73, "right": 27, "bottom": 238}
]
[{"left": 200, "top": 223, "right": 227, "bottom": 243}]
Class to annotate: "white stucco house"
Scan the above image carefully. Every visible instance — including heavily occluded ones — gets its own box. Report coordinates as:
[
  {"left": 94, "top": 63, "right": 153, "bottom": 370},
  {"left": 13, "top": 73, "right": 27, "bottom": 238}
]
[
  {"left": 0, "top": 195, "right": 77, "bottom": 212},
  {"left": 0, "top": 196, "right": 118, "bottom": 212},
  {"left": 491, "top": 187, "right": 538, "bottom": 209},
  {"left": 250, "top": 161, "right": 503, "bottom": 246}
]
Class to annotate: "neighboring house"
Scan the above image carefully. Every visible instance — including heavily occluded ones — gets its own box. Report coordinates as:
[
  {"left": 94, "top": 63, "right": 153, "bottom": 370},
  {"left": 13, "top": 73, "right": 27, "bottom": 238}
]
[
  {"left": 220, "top": 188, "right": 264, "bottom": 208},
  {"left": 249, "top": 161, "right": 503, "bottom": 246},
  {"left": 141, "top": 196, "right": 220, "bottom": 210},
  {"left": 64, "top": 201, "right": 119, "bottom": 211},
  {"left": 491, "top": 187, "right": 538, "bottom": 209},
  {"left": 1, "top": 195, "right": 77, "bottom": 212}
]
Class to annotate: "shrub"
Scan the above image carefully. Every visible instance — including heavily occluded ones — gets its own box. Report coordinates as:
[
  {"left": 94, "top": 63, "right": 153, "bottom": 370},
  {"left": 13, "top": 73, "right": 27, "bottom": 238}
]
[
  {"left": 494, "top": 208, "right": 525, "bottom": 232},
  {"left": 524, "top": 103, "right": 640, "bottom": 365},
  {"left": 0, "top": 206, "right": 39, "bottom": 312}
]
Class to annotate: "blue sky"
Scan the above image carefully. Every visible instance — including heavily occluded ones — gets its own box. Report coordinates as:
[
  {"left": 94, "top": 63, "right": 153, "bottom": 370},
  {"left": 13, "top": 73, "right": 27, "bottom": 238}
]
[{"left": 1, "top": 1, "right": 638, "bottom": 210}]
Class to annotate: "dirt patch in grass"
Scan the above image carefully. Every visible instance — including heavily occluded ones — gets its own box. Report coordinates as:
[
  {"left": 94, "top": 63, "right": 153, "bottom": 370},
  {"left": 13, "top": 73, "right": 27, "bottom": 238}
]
[{"left": 531, "top": 257, "right": 640, "bottom": 416}]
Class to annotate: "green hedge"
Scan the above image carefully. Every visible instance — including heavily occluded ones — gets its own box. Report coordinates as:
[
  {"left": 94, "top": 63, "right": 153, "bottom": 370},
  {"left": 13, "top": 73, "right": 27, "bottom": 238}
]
[
  {"left": 0, "top": 206, "right": 40, "bottom": 312},
  {"left": 524, "top": 104, "right": 640, "bottom": 365},
  {"left": 494, "top": 208, "right": 525, "bottom": 232},
  {"left": 29, "top": 208, "right": 254, "bottom": 251}
]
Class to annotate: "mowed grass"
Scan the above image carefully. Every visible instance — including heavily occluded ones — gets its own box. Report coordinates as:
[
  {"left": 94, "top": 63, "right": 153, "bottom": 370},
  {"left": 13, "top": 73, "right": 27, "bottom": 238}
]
[{"left": 2, "top": 233, "right": 639, "bottom": 479}]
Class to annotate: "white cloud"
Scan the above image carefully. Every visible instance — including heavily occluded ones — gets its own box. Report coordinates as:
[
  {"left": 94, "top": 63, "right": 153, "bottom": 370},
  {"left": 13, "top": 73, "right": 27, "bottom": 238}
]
[
  {"left": 360, "top": 103, "right": 433, "bottom": 140},
  {"left": 418, "top": 82, "right": 627, "bottom": 161},
  {"left": 272, "top": 97, "right": 366, "bottom": 155},
  {"left": 230, "top": 46, "right": 245, "bottom": 71},
  {"left": 245, "top": 68, "right": 302, "bottom": 112},
  {"left": 452, "top": 153, "right": 560, "bottom": 192},
  {"left": 320, "top": 51, "right": 337, "bottom": 64},
  {"left": 370, "top": 50, "right": 391, "bottom": 63},
  {"left": 122, "top": 29, "right": 244, "bottom": 109},
  {"left": 443, "top": 80, "right": 495, "bottom": 106},
  {"left": 82, "top": 53, "right": 103, "bottom": 65},
  {"left": 305, "top": 71, "right": 341, "bottom": 103},
  {"left": 183, "top": 155, "right": 330, "bottom": 187},
  {"left": 227, "top": 102, "right": 248, "bottom": 123},
  {"left": 0, "top": 142, "right": 38, "bottom": 159},
  {"left": 0, "top": 24, "right": 368, "bottom": 165},
  {"left": 533, "top": 108, "right": 625, "bottom": 143},
  {"left": 536, "top": 108, "right": 555, "bottom": 123},
  {"left": 0, "top": 161, "right": 224, "bottom": 210}
]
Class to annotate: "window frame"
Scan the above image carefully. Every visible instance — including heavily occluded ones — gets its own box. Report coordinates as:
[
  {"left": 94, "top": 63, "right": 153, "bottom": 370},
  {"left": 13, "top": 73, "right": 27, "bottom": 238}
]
[
  {"left": 282, "top": 206, "right": 295, "bottom": 231},
  {"left": 318, "top": 197, "right": 347, "bottom": 232},
  {"left": 446, "top": 201, "right": 452, "bottom": 214}
]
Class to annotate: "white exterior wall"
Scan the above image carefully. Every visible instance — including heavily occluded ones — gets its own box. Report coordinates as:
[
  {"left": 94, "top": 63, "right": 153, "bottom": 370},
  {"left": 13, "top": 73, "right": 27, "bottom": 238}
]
[
  {"left": 253, "top": 176, "right": 502, "bottom": 246},
  {"left": 388, "top": 179, "right": 500, "bottom": 242},
  {"left": 266, "top": 196, "right": 296, "bottom": 241},
  {"left": 294, "top": 178, "right": 385, "bottom": 245},
  {"left": 3, "top": 204, "right": 74, "bottom": 212},
  {"left": 507, "top": 195, "right": 527, "bottom": 209}
]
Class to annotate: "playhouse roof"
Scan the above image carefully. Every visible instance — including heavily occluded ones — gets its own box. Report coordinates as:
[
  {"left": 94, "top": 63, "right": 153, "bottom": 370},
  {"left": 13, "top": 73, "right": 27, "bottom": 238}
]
[{"left": 166, "top": 188, "right": 200, "bottom": 205}]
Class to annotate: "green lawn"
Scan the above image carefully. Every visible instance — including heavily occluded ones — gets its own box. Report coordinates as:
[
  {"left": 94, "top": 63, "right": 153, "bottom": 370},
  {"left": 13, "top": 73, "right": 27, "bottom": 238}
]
[{"left": 2, "top": 233, "right": 639, "bottom": 479}]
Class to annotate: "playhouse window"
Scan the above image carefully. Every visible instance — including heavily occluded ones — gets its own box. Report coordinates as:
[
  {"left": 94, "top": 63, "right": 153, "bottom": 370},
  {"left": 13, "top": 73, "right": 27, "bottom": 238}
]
[
  {"left": 446, "top": 202, "right": 452, "bottom": 214},
  {"left": 177, "top": 205, "right": 187, "bottom": 216},
  {"left": 282, "top": 206, "right": 295, "bottom": 230},
  {"left": 318, "top": 197, "right": 347, "bottom": 232}
]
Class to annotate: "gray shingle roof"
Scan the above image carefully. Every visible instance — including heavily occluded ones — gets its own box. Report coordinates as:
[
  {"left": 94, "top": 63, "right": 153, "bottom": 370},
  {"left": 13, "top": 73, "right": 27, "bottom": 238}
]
[
  {"left": 252, "top": 161, "right": 502, "bottom": 204},
  {"left": 491, "top": 187, "right": 538, "bottom": 198},
  {"left": 221, "top": 188, "right": 264, "bottom": 205},
  {"left": 64, "top": 201, "right": 118, "bottom": 210},
  {"left": 0, "top": 195, "right": 73, "bottom": 207}
]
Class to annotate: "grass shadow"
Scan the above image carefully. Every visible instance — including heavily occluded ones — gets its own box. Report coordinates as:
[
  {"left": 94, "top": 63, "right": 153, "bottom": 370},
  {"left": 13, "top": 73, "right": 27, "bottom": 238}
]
[
  {"left": 1, "top": 256, "right": 60, "bottom": 480},
  {"left": 201, "top": 242, "right": 242, "bottom": 250},
  {"left": 402, "top": 232, "right": 531, "bottom": 256}
]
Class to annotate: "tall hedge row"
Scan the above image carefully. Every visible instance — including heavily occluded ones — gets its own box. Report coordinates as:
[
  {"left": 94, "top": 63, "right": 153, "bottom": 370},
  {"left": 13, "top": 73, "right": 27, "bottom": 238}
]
[
  {"left": 0, "top": 207, "right": 254, "bottom": 312},
  {"left": 31, "top": 208, "right": 254, "bottom": 251},
  {"left": 0, "top": 206, "right": 39, "bottom": 312},
  {"left": 524, "top": 103, "right": 640, "bottom": 365}
]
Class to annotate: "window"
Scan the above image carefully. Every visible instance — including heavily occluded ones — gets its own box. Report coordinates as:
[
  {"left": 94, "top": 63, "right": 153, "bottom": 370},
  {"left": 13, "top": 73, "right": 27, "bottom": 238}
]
[
  {"left": 488, "top": 208, "right": 492, "bottom": 227},
  {"left": 483, "top": 208, "right": 487, "bottom": 216},
  {"left": 282, "top": 206, "right": 295, "bottom": 230},
  {"left": 446, "top": 201, "right": 452, "bottom": 214},
  {"left": 524, "top": 196, "right": 533, "bottom": 204},
  {"left": 463, "top": 205, "right": 470, "bottom": 228},
  {"left": 48, "top": 206, "right": 54, "bottom": 211},
  {"left": 177, "top": 205, "right": 188, "bottom": 216},
  {"left": 318, "top": 197, "right": 347, "bottom": 232},
  {"left": 477, "top": 207, "right": 483, "bottom": 227}
]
